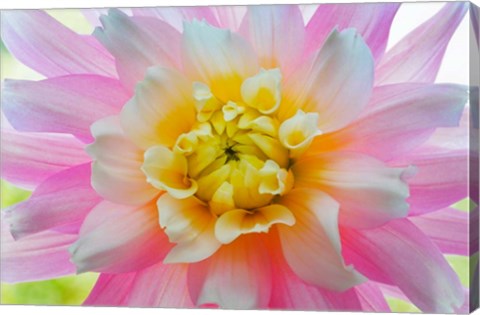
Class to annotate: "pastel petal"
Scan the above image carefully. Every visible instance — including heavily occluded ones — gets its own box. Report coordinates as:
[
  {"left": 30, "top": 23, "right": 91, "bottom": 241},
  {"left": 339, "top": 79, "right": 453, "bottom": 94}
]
[
  {"left": 355, "top": 282, "right": 391, "bottom": 312},
  {"left": 1, "top": 10, "right": 116, "bottom": 77},
  {"left": 240, "top": 5, "right": 305, "bottom": 76},
  {"left": 87, "top": 116, "right": 159, "bottom": 206},
  {"left": 280, "top": 28, "right": 373, "bottom": 132},
  {"left": 268, "top": 234, "right": 365, "bottom": 311},
  {"left": 83, "top": 273, "right": 136, "bottom": 306},
  {"left": 1, "top": 214, "right": 77, "bottom": 283},
  {"left": 120, "top": 66, "right": 196, "bottom": 150},
  {"left": 376, "top": 2, "right": 468, "bottom": 84},
  {"left": 305, "top": 3, "right": 400, "bottom": 62},
  {"left": 311, "top": 83, "right": 468, "bottom": 161},
  {"left": 393, "top": 148, "right": 468, "bottom": 215},
  {"left": 293, "top": 152, "right": 411, "bottom": 228},
  {"left": 182, "top": 20, "right": 258, "bottom": 102},
  {"left": 128, "top": 263, "right": 194, "bottom": 307},
  {"left": 188, "top": 234, "right": 271, "bottom": 309},
  {"left": 409, "top": 207, "right": 468, "bottom": 255},
  {"left": 131, "top": 6, "right": 219, "bottom": 31},
  {"left": 211, "top": 6, "right": 247, "bottom": 30},
  {"left": 2, "top": 75, "right": 130, "bottom": 143},
  {"left": 5, "top": 163, "right": 101, "bottom": 238},
  {"left": 157, "top": 194, "right": 220, "bottom": 264},
  {"left": 277, "top": 188, "right": 365, "bottom": 291},
  {"left": 70, "top": 201, "right": 171, "bottom": 274},
  {"left": 342, "top": 219, "right": 464, "bottom": 313},
  {"left": 1, "top": 129, "right": 90, "bottom": 189},
  {"left": 95, "top": 10, "right": 182, "bottom": 91}
]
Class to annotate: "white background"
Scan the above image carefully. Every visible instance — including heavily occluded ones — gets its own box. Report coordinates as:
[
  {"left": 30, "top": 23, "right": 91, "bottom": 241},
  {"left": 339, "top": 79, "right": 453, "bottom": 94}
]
[{"left": 0, "top": 0, "right": 478, "bottom": 315}]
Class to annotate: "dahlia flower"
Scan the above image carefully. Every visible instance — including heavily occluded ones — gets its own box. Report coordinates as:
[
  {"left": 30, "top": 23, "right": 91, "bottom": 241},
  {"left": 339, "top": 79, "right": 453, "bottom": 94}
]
[{"left": 0, "top": 2, "right": 473, "bottom": 312}]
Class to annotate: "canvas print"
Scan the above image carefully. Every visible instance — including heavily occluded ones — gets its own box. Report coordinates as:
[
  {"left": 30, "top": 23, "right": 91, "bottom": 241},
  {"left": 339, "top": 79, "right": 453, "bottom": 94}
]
[{"left": 0, "top": 1, "right": 479, "bottom": 313}]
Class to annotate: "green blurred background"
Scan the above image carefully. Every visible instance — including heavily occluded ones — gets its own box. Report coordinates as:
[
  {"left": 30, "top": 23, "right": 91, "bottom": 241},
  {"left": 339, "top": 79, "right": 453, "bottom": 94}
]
[{"left": 0, "top": 8, "right": 474, "bottom": 312}]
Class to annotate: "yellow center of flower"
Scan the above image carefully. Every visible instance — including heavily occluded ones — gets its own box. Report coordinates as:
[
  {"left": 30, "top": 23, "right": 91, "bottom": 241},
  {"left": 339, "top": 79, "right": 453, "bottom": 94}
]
[{"left": 141, "top": 68, "right": 322, "bottom": 239}]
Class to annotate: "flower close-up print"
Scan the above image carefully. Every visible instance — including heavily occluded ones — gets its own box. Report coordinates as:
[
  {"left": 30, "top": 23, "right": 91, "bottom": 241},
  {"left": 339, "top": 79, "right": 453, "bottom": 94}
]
[{"left": 0, "top": 1, "right": 478, "bottom": 313}]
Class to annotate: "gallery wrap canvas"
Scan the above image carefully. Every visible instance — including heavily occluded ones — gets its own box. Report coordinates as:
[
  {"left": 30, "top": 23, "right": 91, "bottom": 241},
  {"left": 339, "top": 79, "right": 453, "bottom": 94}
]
[{"left": 0, "top": 1, "right": 479, "bottom": 313}]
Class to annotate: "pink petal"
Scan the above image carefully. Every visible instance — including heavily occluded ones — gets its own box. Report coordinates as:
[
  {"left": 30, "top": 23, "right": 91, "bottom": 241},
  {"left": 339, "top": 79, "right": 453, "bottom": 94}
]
[
  {"left": 277, "top": 189, "right": 365, "bottom": 291},
  {"left": 280, "top": 28, "right": 373, "bottom": 132},
  {"left": 312, "top": 83, "right": 468, "bottom": 161},
  {"left": 294, "top": 152, "right": 410, "bottom": 229},
  {"left": 1, "top": 10, "right": 116, "bottom": 77},
  {"left": 1, "top": 214, "right": 77, "bottom": 283},
  {"left": 87, "top": 116, "right": 159, "bottom": 206},
  {"left": 128, "top": 263, "right": 194, "bottom": 307},
  {"left": 393, "top": 148, "right": 468, "bottom": 215},
  {"left": 240, "top": 5, "right": 305, "bottom": 77},
  {"left": 1, "top": 129, "right": 90, "bottom": 189},
  {"left": 342, "top": 219, "right": 464, "bottom": 313},
  {"left": 212, "top": 6, "right": 246, "bottom": 30},
  {"left": 305, "top": 3, "right": 399, "bottom": 62},
  {"left": 5, "top": 163, "right": 101, "bottom": 238},
  {"left": 131, "top": 6, "right": 219, "bottom": 31},
  {"left": 268, "top": 232, "right": 366, "bottom": 311},
  {"left": 188, "top": 234, "right": 271, "bottom": 309},
  {"left": 70, "top": 201, "right": 171, "bottom": 274},
  {"left": 354, "top": 282, "right": 391, "bottom": 312},
  {"left": 409, "top": 207, "right": 468, "bottom": 255},
  {"left": 94, "top": 10, "right": 182, "bottom": 92},
  {"left": 83, "top": 273, "right": 136, "bottom": 306},
  {"left": 2, "top": 75, "right": 130, "bottom": 143},
  {"left": 376, "top": 2, "right": 468, "bottom": 85}
]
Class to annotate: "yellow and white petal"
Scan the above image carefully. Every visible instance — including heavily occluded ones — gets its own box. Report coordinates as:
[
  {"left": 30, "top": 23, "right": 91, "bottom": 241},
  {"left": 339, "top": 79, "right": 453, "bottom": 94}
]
[
  {"left": 142, "top": 145, "right": 197, "bottom": 199},
  {"left": 193, "top": 82, "right": 222, "bottom": 122},
  {"left": 245, "top": 115, "right": 279, "bottom": 137},
  {"left": 187, "top": 142, "right": 222, "bottom": 178},
  {"left": 215, "top": 205, "right": 295, "bottom": 244},
  {"left": 174, "top": 132, "right": 198, "bottom": 155},
  {"left": 209, "top": 182, "right": 235, "bottom": 216},
  {"left": 196, "top": 164, "right": 232, "bottom": 202},
  {"left": 157, "top": 194, "right": 221, "bottom": 263},
  {"left": 120, "top": 67, "right": 196, "bottom": 150},
  {"left": 238, "top": 108, "right": 262, "bottom": 129},
  {"left": 182, "top": 20, "right": 259, "bottom": 102},
  {"left": 258, "top": 160, "right": 293, "bottom": 195},
  {"left": 277, "top": 188, "right": 366, "bottom": 291},
  {"left": 230, "top": 159, "right": 273, "bottom": 209},
  {"left": 241, "top": 68, "right": 282, "bottom": 114},
  {"left": 222, "top": 101, "right": 244, "bottom": 122},
  {"left": 248, "top": 133, "right": 289, "bottom": 168},
  {"left": 191, "top": 122, "right": 214, "bottom": 141},
  {"left": 279, "top": 110, "right": 321, "bottom": 158},
  {"left": 87, "top": 116, "right": 159, "bottom": 206}
]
